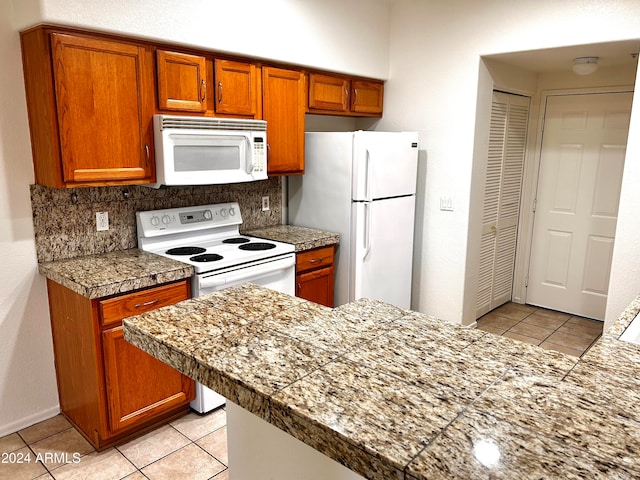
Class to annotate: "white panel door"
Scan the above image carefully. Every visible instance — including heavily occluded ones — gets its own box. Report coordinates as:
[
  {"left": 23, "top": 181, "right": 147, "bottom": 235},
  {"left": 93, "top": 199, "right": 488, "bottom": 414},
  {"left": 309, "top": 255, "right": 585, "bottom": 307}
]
[
  {"left": 476, "top": 92, "right": 529, "bottom": 318},
  {"left": 351, "top": 195, "right": 416, "bottom": 308},
  {"left": 526, "top": 92, "right": 631, "bottom": 320}
]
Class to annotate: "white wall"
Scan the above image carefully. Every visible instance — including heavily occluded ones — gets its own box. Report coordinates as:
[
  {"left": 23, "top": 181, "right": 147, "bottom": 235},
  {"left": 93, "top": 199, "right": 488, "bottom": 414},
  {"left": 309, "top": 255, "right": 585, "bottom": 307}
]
[
  {"left": 381, "top": 0, "right": 640, "bottom": 325},
  {"left": 13, "top": 0, "right": 391, "bottom": 79},
  {"left": 1, "top": 0, "right": 391, "bottom": 435},
  {"left": 606, "top": 64, "right": 640, "bottom": 331},
  {"left": 0, "top": 1, "right": 59, "bottom": 436}
]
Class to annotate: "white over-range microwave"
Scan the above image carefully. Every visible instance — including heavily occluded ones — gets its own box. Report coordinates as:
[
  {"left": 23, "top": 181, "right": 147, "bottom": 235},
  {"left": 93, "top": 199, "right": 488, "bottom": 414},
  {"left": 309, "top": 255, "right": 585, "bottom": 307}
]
[{"left": 149, "top": 114, "right": 268, "bottom": 187}]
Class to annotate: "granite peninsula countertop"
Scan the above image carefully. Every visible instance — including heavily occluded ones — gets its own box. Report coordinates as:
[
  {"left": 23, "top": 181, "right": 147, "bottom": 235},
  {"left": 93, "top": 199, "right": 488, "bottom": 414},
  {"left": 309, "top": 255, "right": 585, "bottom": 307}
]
[
  {"left": 245, "top": 225, "right": 340, "bottom": 252},
  {"left": 123, "top": 284, "right": 640, "bottom": 479},
  {"left": 38, "top": 249, "right": 193, "bottom": 299}
]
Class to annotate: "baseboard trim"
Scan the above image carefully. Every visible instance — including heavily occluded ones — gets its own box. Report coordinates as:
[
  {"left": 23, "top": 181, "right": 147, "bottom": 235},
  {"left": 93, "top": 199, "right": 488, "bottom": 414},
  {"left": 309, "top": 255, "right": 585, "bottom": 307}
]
[{"left": 0, "top": 405, "right": 61, "bottom": 437}]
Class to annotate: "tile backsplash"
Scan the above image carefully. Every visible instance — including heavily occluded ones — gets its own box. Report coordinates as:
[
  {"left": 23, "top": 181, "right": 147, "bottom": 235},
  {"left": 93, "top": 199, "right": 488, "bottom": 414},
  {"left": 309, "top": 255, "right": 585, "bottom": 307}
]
[{"left": 30, "top": 178, "right": 282, "bottom": 263}]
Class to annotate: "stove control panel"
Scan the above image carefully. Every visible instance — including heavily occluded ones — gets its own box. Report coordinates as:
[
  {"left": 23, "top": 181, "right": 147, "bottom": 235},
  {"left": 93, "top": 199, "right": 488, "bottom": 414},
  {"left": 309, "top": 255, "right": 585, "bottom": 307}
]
[{"left": 136, "top": 202, "right": 242, "bottom": 237}]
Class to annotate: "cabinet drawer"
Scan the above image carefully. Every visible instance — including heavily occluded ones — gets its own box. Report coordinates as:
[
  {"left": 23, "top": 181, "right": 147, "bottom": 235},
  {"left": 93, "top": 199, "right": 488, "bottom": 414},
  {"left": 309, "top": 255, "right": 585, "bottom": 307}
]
[
  {"left": 296, "top": 246, "right": 334, "bottom": 273},
  {"left": 99, "top": 280, "right": 190, "bottom": 327}
]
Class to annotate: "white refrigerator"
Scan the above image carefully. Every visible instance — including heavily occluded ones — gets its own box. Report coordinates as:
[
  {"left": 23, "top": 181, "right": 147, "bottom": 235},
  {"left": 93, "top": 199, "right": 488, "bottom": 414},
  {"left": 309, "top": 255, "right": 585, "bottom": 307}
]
[{"left": 288, "top": 131, "right": 419, "bottom": 308}]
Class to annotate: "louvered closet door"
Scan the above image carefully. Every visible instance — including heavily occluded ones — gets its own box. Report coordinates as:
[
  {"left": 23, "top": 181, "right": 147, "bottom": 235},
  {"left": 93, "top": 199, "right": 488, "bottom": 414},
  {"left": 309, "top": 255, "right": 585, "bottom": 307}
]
[{"left": 476, "top": 92, "right": 530, "bottom": 318}]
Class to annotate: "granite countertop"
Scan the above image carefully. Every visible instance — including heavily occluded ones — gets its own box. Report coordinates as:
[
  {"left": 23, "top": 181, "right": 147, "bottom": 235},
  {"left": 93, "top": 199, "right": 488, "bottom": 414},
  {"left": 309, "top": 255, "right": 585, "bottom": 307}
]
[
  {"left": 38, "top": 249, "right": 194, "bottom": 299},
  {"left": 123, "top": 284, "right": 640, "bottom": 479},
  {"left": 245, "top": 225, "right": 340, "bottom": 252},
  {"left": 37, "top": 225, "right": 338, "bottom": 298}
]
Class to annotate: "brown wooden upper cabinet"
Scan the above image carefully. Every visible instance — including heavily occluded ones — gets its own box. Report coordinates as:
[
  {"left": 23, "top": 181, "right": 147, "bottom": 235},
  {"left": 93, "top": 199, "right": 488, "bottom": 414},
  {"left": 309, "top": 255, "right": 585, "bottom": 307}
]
[
  {"left": 20, "top": 28, "right": 156, "bottom": 188},
  {"left": 156, "top": 50, "right": 208, "bottom": 112},
  {"left": 351, "top": 79, "right": 384, "bottom": 114},
  {"left": 262, "top": 66, "right": 306, "bottom": 175},
  {"left": 214, "top": 59, "right": 260, "bottom": 116},
  {"left": 308, "top": 73, "right": 384, "bottom": 116}
]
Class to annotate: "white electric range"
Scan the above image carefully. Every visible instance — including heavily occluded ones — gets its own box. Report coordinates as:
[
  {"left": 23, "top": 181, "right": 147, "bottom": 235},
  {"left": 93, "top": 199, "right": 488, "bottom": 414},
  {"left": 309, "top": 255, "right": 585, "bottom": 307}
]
[{"left": 136, "top": 201, "right": 296, "bottom": 412}]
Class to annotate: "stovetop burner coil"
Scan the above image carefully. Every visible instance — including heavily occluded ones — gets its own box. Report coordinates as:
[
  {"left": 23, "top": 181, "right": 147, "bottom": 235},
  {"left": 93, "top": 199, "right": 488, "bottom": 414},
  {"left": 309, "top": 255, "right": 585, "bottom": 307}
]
[
  {"left": 238, "top": 242, "right": 276, "bottom": 251},
  {"left": 190, "top": 253, "right": 224, "bottom": 262},
  {"left": 166, "top": 246, "right": 207, "bottom": 255},
  {"left": 222, "top": 237, "right": 251, "bottom": 244}
]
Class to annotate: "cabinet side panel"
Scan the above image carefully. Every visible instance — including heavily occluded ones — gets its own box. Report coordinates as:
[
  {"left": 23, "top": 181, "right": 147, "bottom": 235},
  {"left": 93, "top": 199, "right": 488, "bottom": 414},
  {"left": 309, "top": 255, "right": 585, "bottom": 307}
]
[
  {"left": 20, "top": 28, "right": 63, "bottom": 187},
  {"left": 46, "top": 279, "right": 103, "bottom": 445}
]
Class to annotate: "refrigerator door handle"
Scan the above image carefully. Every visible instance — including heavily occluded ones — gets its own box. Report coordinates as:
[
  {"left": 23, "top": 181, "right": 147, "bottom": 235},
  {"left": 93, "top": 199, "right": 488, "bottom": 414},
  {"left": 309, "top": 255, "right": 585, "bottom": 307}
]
[
  {"left": 364, "top": 202, "right": 372, "bottom": 260},
  {"left": 365, "top": 149, "right": 372, "bottom": 202}
]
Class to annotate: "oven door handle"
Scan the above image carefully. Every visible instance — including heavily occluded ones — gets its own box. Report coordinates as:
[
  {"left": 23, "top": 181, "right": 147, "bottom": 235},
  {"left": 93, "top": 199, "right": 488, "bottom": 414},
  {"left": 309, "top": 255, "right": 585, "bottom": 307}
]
[{"left": 198, "top": 256, "right": 296, "bottom": 289}]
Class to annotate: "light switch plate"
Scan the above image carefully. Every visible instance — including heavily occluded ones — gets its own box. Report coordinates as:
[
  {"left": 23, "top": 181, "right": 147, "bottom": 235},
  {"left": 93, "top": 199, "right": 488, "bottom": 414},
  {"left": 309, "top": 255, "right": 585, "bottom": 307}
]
[{"left": 440, "top": 196, "right": 454, "bottom": 211}]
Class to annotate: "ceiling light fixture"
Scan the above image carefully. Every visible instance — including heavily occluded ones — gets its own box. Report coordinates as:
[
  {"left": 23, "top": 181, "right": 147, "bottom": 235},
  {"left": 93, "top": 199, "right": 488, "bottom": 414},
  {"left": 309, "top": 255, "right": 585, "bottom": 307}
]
[{"left": 572, "top": 56, "right": 599, "bottom": 75}]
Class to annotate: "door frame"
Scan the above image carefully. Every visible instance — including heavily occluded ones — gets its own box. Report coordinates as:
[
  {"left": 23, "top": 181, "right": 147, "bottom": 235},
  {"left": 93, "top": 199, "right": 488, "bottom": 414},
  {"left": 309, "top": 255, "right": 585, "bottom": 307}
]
[{"left": 512, "top": 85, "right": 634, "bottom": 306}]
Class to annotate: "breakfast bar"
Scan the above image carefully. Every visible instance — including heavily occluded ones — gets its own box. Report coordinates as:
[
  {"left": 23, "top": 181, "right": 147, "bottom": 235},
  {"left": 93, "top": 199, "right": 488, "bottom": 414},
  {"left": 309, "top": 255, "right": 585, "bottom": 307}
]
[{"left": 123, "top": 283, "right": 640, "bottom": 479}]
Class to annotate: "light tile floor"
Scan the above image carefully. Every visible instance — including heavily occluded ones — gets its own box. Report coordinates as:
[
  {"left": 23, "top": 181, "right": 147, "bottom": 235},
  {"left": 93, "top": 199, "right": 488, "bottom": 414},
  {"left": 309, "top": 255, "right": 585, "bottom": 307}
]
[
  {"left": 0, "top": 408, "right": 228, "bottom": 480},
  {"left": 477, "top": 302, "right": 603, "bottom": 357}
]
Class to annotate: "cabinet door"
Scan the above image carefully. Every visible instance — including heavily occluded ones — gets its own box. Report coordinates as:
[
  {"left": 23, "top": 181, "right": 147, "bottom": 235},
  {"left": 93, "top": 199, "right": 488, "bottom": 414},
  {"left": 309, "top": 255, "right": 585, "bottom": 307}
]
[
  {"left": 351, "top": 80, "right": 384, "bottom": 115},
  {"left": 308, "top": 73, "right": 349, "bottom": 112},
  {"left": 102, "top": 326, "right": 194, "bottom": 433},
  {"left": 262, "top": 67, "right": 306, "bottom": 175},
  {"left": 296, "top": 266, "right": 335, "bottom": 307},
  {"left": 215, "top": 59, "right": 258, "bottom": 116},
  {"left": 157, "top": 50, "right": 207, "bottom": 112},
  {"left": 51, "top": 33, "right": 154, "bottom": 184}
]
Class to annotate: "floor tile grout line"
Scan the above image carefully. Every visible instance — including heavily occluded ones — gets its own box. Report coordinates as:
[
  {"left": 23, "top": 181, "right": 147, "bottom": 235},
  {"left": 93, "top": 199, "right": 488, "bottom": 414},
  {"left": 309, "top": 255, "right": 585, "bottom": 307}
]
[
  {"left": 479, "top": 303, "right": 604, "bottom": 356},
  {"left": 9, "top": 412, "right": 229, "bottom": 480},
  {"left": 128, "top": 440, "right": 227, "bottom": 477},
  {"left": 505, "top": 316, "right": 595, "bottom": 355},
  {"left": 113, "top": 420, "right": 229, "bottom": 474}
]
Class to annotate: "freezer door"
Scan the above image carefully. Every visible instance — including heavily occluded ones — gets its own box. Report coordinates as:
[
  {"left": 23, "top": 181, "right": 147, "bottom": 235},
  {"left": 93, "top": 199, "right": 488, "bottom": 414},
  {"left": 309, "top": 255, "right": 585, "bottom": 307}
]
[
  {"left": 352, "top": 131, "right": 418, "bottom": 201},
  {"left": 351, "top": 195, "right": 416, "bottom": 308}
]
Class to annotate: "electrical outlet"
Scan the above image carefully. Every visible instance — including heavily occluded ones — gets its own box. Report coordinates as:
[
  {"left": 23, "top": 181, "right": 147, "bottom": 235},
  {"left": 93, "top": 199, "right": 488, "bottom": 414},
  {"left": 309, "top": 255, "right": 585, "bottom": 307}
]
[
  {"left": 262, "top": 196, "right": 270, "bottom": 212},
  {"left": 96, "top": 211, "right": 109, "bottom": 231}
]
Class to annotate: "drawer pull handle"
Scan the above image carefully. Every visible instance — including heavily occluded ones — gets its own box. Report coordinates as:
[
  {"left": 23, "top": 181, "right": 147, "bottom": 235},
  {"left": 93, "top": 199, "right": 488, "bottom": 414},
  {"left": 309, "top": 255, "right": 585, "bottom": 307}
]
[
  {"left": 309, "top": 257, "right": 324, "bottom": 263},
  {"left": 134, "top": 299, "right": 160, "bottom": 308}
]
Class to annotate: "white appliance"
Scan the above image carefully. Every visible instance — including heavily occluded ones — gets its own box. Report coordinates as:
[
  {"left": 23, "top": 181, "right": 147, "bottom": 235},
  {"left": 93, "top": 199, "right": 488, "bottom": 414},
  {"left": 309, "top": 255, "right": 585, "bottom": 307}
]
[
  {"left": 150, "top": 114, "right": 268, "bottom": 188},
  {"left": 288, "top": 131, "right": 418, "bottom": 308},
  {"left": 136, "top": 202, "right": 295, "bottom": 412}
]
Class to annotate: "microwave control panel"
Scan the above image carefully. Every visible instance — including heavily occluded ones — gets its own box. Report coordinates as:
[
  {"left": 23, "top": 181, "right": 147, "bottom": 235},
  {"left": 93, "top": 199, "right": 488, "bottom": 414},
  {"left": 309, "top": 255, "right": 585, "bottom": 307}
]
[{"left": 253, "top": 137, "right": 266, "bottom": 173}]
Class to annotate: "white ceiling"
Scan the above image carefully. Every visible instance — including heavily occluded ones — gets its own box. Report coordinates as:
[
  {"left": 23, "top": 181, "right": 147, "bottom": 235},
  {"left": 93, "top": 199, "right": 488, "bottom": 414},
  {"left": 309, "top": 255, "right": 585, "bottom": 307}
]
[{"left": 485, "top": 39, "right": 640, "bottom": 74}]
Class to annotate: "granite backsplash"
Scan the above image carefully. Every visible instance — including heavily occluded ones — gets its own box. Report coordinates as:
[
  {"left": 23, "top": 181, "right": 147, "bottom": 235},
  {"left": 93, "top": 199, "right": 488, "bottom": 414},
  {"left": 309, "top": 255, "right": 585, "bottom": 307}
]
[{"left": 30, "top": 178, "right": 282, "bottom": 263}]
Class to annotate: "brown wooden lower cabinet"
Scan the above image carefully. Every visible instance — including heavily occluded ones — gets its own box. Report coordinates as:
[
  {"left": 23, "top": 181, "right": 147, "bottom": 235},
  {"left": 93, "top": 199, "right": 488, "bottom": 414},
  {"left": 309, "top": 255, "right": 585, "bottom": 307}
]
[
  {"left": 46, "top": 278, "right": 194, "bottom": 450},
  {"left": 295, "top": 246, "right": 335, "bottom": 308}
]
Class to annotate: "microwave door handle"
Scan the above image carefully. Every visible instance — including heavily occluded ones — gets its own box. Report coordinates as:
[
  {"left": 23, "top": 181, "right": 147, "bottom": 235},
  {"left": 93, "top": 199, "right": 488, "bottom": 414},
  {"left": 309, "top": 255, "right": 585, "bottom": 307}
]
[{"left": 245, "top": 136, "right": 254, "bottom": 174}]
